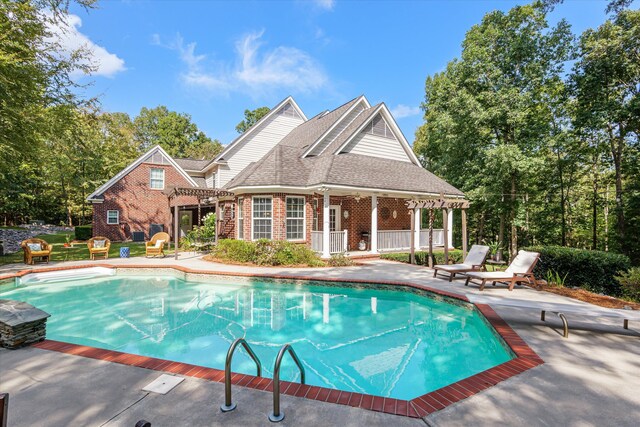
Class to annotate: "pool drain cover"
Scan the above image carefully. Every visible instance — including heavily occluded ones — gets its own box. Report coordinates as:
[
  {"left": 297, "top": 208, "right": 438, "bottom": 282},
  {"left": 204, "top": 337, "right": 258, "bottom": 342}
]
[{"left": 142, "top": 374, "right": 184, "bottom": 394}]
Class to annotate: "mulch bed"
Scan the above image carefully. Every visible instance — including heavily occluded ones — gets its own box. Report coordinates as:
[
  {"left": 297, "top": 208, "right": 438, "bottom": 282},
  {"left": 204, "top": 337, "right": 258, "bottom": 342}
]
[{"left": 538, "top": 284, "right": 640, "bottom": 310}]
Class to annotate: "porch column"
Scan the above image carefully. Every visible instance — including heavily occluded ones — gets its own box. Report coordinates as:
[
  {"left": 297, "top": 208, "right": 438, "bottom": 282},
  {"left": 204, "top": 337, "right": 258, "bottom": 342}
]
[
  {"left": 461, "top": 208, "right": 468, "bottom": 260},
  {"left": 414, "top": 207, "right": 421, "bottom": 250},
  {"left": 322, "top": 191, "right": 330, "bottom": 258},
  {"left": 174, "top": 204, "right": 179, "bottom": 260},
  {"left": 371, "top": 194, "right": 378, "bottom": 253},
  {"left": 447, "top": 209, "right": 454, "bottom": 249}
]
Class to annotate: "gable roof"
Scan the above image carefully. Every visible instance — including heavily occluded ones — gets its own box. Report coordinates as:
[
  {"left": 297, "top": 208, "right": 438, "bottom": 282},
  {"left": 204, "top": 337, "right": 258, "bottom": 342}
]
[
  {"left": 223, "top": 97, "right": 463, "bottom": 197},
  {"left": 174, "top": 158, "right": 211, "bottom": 171},
  {"left": 211, "top": 96, "right": 307, "bottom": 165},
  {"left": 87, "top": 145, "right": 198, "bottom": 201}
]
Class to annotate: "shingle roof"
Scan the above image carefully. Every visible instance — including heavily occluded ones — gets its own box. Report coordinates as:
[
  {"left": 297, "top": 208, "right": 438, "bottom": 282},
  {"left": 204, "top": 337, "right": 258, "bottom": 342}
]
[
  {"left": 191, "top": 176, "right": 207, "bottom": 188},
  {"left": 174, "top": 158, "right": 211, "bottom": 171},
  {"left": 224, "top": 97, "right": 463, "bottom": 197}
]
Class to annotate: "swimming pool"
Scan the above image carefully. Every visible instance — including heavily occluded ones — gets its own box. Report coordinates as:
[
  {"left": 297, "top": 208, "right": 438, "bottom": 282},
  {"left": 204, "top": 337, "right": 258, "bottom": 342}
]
[{"left": 0, "top": 272, "right": 513, "bottom": 400}]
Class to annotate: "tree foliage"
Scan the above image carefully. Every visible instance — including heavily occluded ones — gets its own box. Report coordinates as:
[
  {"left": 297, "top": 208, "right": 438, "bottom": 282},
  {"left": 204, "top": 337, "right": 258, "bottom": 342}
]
[{"left": 235, "top": 106, "right": 270, "bottom": 134}]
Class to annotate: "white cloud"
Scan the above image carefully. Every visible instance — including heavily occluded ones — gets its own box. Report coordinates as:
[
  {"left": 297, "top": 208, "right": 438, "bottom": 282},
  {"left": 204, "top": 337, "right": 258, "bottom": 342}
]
[
  {"left": 313, "top": 0, "right": 335, "bottom": 11},
  {"left": 390, "top": 104, "right": 421, "bottom": 119},
  {"left": 48, "top": 14, "right": 125, "bottom": 78},
  {"left": 157, "top": 31, "right": 328, "bottom": 95}
]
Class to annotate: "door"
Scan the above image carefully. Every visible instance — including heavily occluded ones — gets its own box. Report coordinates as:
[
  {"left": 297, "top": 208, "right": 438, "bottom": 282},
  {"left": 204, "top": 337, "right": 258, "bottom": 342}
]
[
  {"left": 329, "top": 205, "right": 341, "bottom": 231},
  {"left": 179, "top": 210, "right": 193, "bottom": 237}
]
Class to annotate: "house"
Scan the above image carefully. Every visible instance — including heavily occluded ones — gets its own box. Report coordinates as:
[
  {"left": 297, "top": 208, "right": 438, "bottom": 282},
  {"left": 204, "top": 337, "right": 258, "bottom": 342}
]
[{"left": 87, "top": 95, "right": 464, "bottom": 257}]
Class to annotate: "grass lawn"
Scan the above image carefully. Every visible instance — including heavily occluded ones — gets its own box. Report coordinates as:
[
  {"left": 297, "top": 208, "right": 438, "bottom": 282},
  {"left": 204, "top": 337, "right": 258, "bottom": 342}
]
[{"left": 0, "top": 231, "right": 174, "bottom": 265}]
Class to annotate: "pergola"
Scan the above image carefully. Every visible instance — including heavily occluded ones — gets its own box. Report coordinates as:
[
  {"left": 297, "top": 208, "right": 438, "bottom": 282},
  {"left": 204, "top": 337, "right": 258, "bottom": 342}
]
[
  {"left": 166, "top": 187, "right": 234, "bottom": 260},
  {"left": 406, "top": 196, "right": 470, "bottom": 266}
]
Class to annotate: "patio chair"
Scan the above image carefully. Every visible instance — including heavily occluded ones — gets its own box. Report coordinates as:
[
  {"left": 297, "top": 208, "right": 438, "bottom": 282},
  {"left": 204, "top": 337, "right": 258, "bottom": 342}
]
[
  {"left": 21, "top": 238, "right": 53, "bottom": 265},
  {"left": 433, "top": 244, "right": 490, "bottom": 282},
  {"left": 146, "top": 232, "right": 170, "bottom": 257},
  {"left": 87, "top": 237, "right": 111, "bottom": 260},
  {"left": 464, "top": 250, "right": 541, "bottom": 291}
]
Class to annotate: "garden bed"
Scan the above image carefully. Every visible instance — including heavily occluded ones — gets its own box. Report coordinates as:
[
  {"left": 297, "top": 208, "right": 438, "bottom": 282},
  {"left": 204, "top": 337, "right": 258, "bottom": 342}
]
[{"left": 539, "top": 284, "right": 640, "bottom": 310}]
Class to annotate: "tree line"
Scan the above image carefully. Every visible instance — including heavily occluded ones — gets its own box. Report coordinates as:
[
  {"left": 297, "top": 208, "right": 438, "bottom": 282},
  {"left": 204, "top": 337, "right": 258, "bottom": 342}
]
[{"left": 414, "top": 0, "right": 640, "bottom": 264}]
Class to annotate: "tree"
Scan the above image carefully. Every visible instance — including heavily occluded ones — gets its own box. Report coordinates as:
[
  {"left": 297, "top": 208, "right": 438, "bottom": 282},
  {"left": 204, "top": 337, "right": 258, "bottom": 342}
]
[
  {"left": 133, "top": 106, "right": 222, "bottom": 158},
  {"left": 235, "top": 106, "right": 270, "bottom": 133},
  {"left": 572, "top": 9, "right": 640, "bottom": 253},
  {"left": 415, "top": 1, "right": 573, "bottom": 256}
]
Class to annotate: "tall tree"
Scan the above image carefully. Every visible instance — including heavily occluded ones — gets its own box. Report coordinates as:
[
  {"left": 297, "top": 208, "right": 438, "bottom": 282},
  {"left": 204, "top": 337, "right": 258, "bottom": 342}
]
[
  {"left": 235, "top": 106, "right": 270, "bottom": 134},
  {"left": 572, "top": 9, "right": 640, "bottom": 253},
  {"left": 133, "top": 106, "right": 222, "bottom": 158}
]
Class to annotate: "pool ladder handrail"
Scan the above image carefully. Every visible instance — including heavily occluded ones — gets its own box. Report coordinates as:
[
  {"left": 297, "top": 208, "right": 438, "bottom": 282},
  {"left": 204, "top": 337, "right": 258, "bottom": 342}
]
[
  {"left": 269, "top": 343, "right": 306, "bottom": 423},
  {"left": 220, "top": 338, "right": 262, "bottom": 412}
]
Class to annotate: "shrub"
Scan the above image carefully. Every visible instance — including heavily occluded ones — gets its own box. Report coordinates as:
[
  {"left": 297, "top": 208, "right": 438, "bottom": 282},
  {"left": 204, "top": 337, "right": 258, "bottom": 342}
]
[
  {"left": 210, "top": 239, "right": 324, "bottom": 267},
  {"left": 74, "top": 225, "right": 92, "bottom": 241},
  {"left": 327, "top": 253, "right": 355, "bottom": 267},
  {"left": 381, "top": 250, "right": 464, "bottom": 266},
  {"left": 615, "top": 267, "right": 640, "bottom": 301},
  {"left": 524, "top": 246, "right": 631, "bottom": 296}
]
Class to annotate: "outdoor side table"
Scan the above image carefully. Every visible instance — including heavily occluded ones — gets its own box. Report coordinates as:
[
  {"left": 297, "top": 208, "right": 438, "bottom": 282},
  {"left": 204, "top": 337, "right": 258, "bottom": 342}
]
[{"left": 120, "top": 247, "right": 130, "bottom": 258}]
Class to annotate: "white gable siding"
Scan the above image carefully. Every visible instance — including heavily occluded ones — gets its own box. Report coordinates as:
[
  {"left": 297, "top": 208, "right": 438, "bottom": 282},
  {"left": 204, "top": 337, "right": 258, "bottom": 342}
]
[
  {"left": 340, "top": 132, "right": 412, "bottom": 162},
  {"left": 205, "top": 171, "right": 216, "bottom": 188},
  {"left": 218, "top": 113, "right": 304, "bottom": 187},
  {"left": 307, "top": 101, "right": 367, "bottom": 156},
  {"left": 143, "top": 151, "right": 172, "bottom": 165}
]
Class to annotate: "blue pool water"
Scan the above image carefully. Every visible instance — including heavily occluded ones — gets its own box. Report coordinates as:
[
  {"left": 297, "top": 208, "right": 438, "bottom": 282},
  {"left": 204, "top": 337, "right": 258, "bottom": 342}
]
[{"left": 0, "top": 275, "right": 513, "bottom": 400}]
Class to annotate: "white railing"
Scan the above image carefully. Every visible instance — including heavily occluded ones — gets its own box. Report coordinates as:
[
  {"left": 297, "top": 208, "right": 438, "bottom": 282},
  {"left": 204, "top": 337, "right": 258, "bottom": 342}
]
[
  {"left": 311, "top": 230, "right": 348, "bottom": 254},
  {"left": 377, "top": 230, "right": 412, "bottom": 251},
  {"left": 420, "top": 229, "right": 444, "bottom": 247}
]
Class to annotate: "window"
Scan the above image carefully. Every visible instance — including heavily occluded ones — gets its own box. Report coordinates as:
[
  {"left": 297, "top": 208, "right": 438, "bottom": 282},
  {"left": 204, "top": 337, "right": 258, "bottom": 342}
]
[
  {"left": 286, "top": 196, "right": 305, "bottom": 240},
  {"left": 312, "top": 199, "right": 319, "bottom": 231},
  {"left": 150, "top": 168, "right": 165, "bottom": 189},
  {"left": 237, "top": 198, "right": 244, "bottom": 240},
  {"left": 252, "top": 197, "right": 272, "bottom": 240},
  {"left": 230, "top": 203, "right": 235, "bottom": 219},
  {"left": 106, "top": 210, "right": 119, "bottom": 225},
  {"left": 277, "top": 103, "right": 302, "bottom": 119},
  {"left": 363, "top": 114, "right": 395, "bottom": 139}
]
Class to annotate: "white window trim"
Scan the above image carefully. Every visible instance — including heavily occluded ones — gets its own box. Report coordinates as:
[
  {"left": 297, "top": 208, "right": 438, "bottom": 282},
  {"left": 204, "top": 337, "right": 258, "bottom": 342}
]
[
  {"left": 106, "top": 210, "right": 119, "bottom": 225},
  {"left": 285, "top": 196, "right": 306, "bottom": 241},
  {"left": 251, "top": 196, "right": 273, "bottom": 241},
  {"left": 237, "top": 198, "right": 244, "bottom": 240},
  {"left": 150, "top": 168, "right": 165, "bottom": 190}
]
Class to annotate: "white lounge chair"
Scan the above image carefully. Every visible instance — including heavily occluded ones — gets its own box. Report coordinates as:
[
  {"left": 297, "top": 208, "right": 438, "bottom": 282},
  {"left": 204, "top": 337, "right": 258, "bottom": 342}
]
[
  {"left": 464, "top": 250, "right": 541, "bottom": 291},
  {"left": 433, "top": 244, "right": 490, "bottom": 282}
]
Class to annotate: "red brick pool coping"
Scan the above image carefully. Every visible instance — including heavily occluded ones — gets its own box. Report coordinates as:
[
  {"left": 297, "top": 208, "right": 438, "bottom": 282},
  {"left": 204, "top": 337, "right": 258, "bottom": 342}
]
[{"left": 6, "top": 263, "right": 544, "bottom": 418}]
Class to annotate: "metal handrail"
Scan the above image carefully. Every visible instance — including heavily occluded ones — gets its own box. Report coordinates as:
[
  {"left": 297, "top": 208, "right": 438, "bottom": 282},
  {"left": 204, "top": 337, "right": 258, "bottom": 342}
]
[
  {"left": 220, "top": 338, "right": 262, "bottom": 412},
  {"left": 269, "top": 344, "right": 306, "bottom": 423}
]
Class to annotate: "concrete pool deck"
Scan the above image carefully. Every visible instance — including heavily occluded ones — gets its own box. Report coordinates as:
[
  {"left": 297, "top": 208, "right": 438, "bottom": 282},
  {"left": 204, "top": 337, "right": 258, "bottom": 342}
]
[{"left": 1, "top": 256, "right": 639, "bottom": 426}]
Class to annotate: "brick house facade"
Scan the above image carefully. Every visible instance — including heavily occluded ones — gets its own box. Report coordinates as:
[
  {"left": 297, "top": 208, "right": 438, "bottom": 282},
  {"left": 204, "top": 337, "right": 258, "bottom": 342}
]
[{"left": 88, "top": 96, "right": 463, "bottom": 256}]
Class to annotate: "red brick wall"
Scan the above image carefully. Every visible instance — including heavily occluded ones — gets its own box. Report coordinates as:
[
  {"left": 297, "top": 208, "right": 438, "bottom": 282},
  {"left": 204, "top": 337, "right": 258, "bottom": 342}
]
[{"left": 92, "top": 162, "right": 197, "bottom": 241}]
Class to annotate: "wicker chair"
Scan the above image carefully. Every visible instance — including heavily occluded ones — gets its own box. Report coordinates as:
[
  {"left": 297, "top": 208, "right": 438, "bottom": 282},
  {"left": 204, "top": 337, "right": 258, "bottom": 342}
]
[
  {"left": 146, "top": 232, "right": 170, "bottom": 257},
  {"left": 87, "top": 236, "right": 111, "bottom": 260},
  {"left": 21, "top": 238, "right": 53, "bottom": 265}
]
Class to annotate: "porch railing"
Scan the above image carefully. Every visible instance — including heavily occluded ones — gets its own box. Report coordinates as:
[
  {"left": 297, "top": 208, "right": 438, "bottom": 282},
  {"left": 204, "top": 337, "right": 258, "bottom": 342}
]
[
  {"left": 311, "top": 230, "right": 348, "bottom": 254},
  {"left": 420, "top": 229, "right": 444, "bottom": 247}
]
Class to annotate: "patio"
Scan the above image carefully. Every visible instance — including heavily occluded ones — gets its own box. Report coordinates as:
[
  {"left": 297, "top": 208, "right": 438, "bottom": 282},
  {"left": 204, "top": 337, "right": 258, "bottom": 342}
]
[{"left": 1, "top": 258, "right": 639, "bottom": 426}]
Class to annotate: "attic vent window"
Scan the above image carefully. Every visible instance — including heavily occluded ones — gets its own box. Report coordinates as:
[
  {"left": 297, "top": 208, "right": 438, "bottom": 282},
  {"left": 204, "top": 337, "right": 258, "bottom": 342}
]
[
  {"left": 363, "top": 114, "right": 394, "bottom": 139},
  {"left": 277, "top": 103, "right": 302, "bottom": 119}
]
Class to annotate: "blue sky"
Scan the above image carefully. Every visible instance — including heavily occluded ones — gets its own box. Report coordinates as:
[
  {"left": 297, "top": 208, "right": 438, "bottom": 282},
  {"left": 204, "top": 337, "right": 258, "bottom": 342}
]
[{"left": 64, "top": 0, "right": 619, "bottom": 147}]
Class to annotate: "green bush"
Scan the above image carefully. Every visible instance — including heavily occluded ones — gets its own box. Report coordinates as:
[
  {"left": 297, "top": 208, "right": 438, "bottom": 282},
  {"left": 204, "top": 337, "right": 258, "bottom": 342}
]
[
  {"left": 74, "top": 225, "right": 92, "bottom": 241},
  {"left": 525, "top": 246, "right": 631, "bottom": 296},
  {"left": 327, "top": 253, "right": 355, "bottom": 267},
  {"left": 614, "top": 267, "right": 640, "bottom": 301},
  {"left": 381, "top": 250, "right": 464, "bottom": 266},
  {"left": 210, "top": 239, "right": 324, "bottom": 267}
]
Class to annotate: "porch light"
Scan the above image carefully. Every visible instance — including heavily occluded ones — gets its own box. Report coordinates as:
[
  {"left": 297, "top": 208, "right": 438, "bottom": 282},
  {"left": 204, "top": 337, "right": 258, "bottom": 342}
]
[
  {"left": 343, "top": 210, "right": 349, "bottom": 219},
  {"left": 318, "top": 186, "right": 330, "bottom": 192}
]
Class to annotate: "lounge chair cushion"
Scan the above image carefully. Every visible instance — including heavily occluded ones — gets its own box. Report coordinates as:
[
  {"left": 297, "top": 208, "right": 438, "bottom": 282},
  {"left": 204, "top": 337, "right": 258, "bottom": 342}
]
[
  {"left": 27, "top": 243, "right": 42, "bottom": 251},
  {"left": 434, "top": 263, "right": 475, "bottom": 272},
  {"left": 505, "top": 250, "right": 540, "bottom": 274},
  {"left": 93, "top": 240, "right": 106, "bottom": 248},
  {"left": 154, "top": 239, "right": 165, "bottom": 248},
  {"left": 464, "top": 245, "right": 490, "bottom": 266},
  {"left": 466, "top": 271, "right": 515, "bottom": 280}
]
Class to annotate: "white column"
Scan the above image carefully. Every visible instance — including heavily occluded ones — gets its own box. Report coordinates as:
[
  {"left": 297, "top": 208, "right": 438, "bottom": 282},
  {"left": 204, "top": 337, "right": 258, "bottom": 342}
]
[
  {"left": 322, "top": 191, "right": 330, "bottom": 258},
  {"left": 371, "top": 194, "right": 378, "bottom": 253},
  {"left": 447, "top": 209, "right": 454, "bottom": 249},
  {"left": 414, "top": 207, "right": 421, "bottom": 250}
]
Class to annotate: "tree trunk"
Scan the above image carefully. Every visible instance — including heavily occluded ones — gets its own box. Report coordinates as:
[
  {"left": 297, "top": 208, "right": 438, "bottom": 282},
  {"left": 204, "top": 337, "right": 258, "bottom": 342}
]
[
  {"left": 609, "top": 127, "right": 625, "bottom": 251},
  {"left": 477, "top": 210, "right": 485, "bottom": 244},
  {"left": 592, "top": 159, "right": 598, "bottom": 250},
  {"left": 498, "top": 213, "right": 505, "bottom": 261},
  {"left": 510, "top": 173, "right": 518, "bottom": 258},
  {"left": 556, "top": 148, "right": 567, "bottom": 246}
]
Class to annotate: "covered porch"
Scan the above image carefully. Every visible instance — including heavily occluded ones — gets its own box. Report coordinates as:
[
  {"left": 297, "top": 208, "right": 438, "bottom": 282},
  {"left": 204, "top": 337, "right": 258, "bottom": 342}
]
[{"left": 308, "top": 187, "right": 455, "bottom": 258}]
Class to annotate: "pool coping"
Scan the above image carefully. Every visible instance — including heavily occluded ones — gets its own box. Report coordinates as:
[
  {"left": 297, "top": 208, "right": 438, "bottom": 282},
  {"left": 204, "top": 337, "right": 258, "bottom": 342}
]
[{"left": 5, "top": 263, "right": 544, "bottom": 418}]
